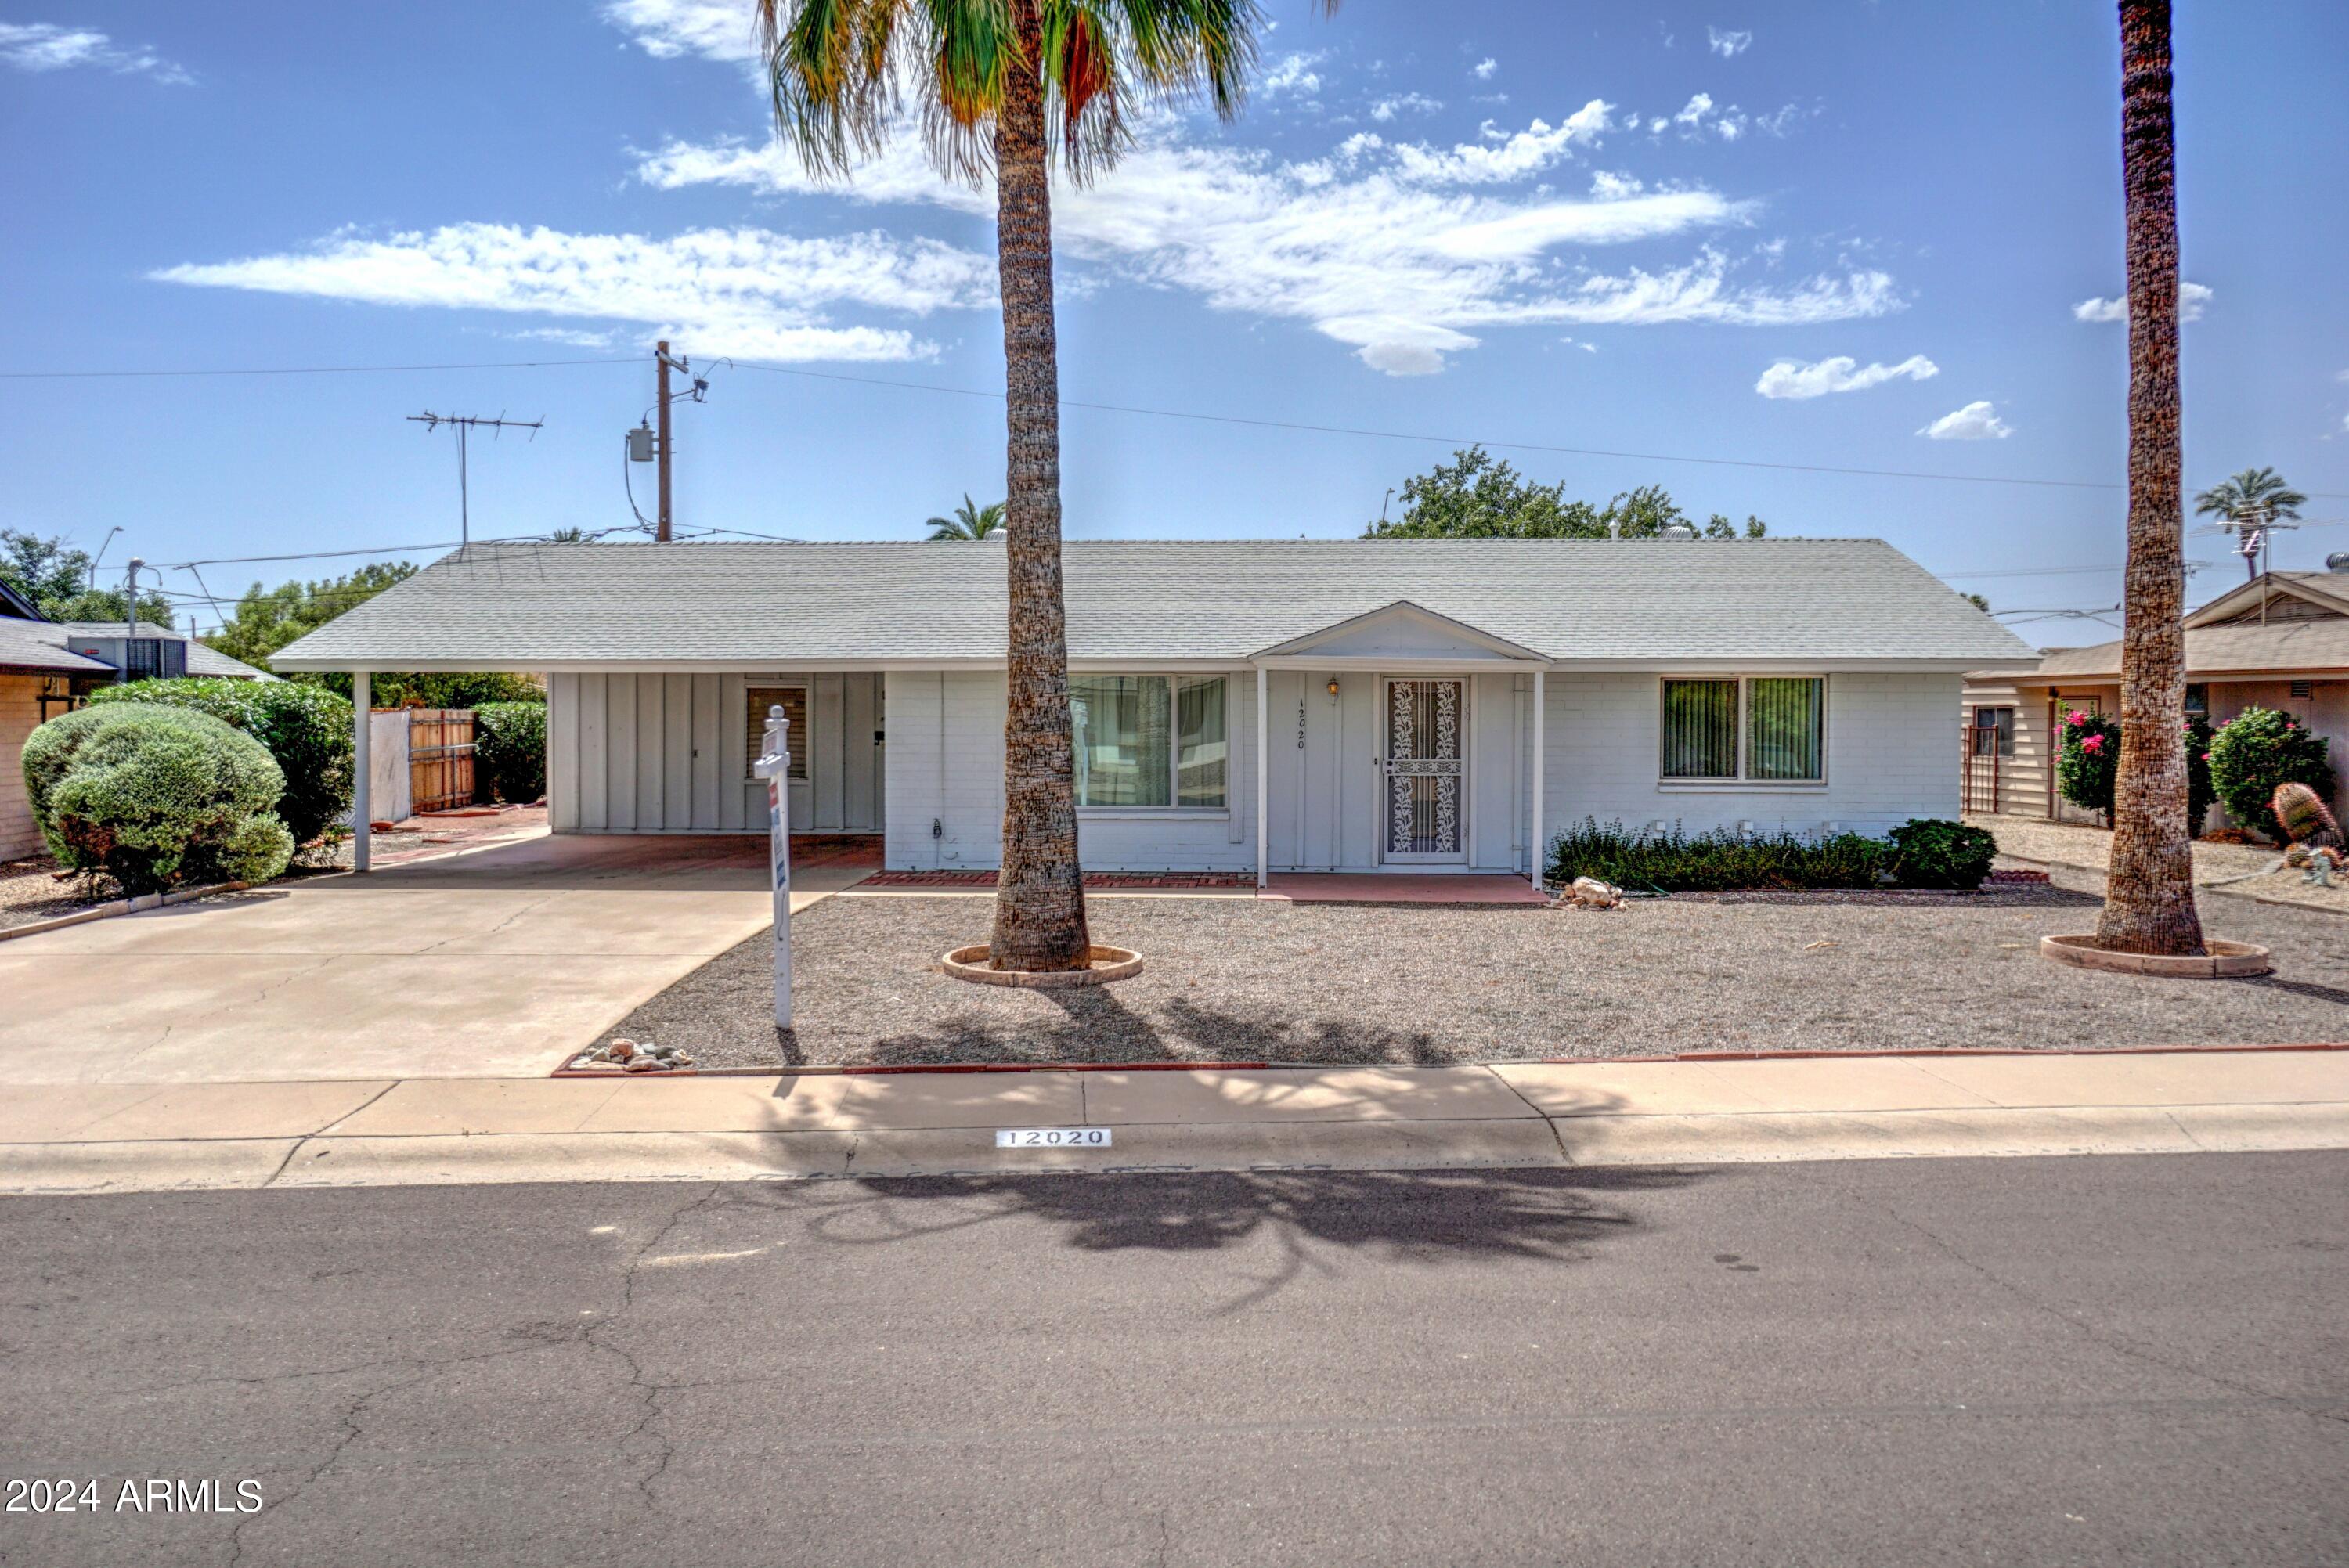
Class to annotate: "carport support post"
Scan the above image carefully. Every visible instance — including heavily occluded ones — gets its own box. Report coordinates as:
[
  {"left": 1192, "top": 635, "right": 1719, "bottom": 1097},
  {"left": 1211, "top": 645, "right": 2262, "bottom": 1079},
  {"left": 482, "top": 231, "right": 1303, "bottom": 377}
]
[
  {"left": 1528, "top": 667, "right": 1544, "bottom": 889},
  {"left": 754, "top": 705, "right": 794, "bottom": 1029},
  {"left": 352, "top": 671, "right": 371, "bottom": 873},
  {"left": 1254, "top": 665, "right": 1268, "bottom": 890}
]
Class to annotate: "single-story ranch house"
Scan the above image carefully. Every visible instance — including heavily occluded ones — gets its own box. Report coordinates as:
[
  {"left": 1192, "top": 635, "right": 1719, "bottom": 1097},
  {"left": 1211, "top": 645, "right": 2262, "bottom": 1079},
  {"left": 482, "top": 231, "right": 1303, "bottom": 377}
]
[
  {"left": 1963, "top": 568, "right": 2349, "bottom": 826},
  {"left": 272, "top": 538, "right": 2033, "bottom": 883}
]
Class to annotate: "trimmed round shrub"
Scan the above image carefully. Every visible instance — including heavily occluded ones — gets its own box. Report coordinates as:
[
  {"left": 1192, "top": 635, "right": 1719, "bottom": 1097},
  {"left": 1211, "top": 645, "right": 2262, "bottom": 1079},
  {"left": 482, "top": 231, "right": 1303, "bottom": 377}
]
[
  {"left": 1885, "top": 817, "right": 1997, "bottom": 889},
  {"left": 2056, "top": 708, "right": 2120, "bottom": 824},
  {"left": 22, "top": 703, "right": 291, "bottom": 892},
  {"left": 2208, "top": 705, "right": 2336, "bottom": 842},
  {"left": 473, "top": 701, "right": 547, "bottom": 804},
  {"left": 87, "top": 676, "right": 352, "bottom": 847}
]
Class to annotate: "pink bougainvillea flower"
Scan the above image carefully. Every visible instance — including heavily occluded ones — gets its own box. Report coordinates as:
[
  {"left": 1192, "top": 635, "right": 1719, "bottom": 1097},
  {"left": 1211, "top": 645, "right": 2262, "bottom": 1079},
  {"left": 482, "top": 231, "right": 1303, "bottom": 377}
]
[
  {"left": 2080, "top": 734, "right": 2105, "bottom": 753},
  {"left": 2066, "top": 710, "right": 2087, "bottom": 726},
  {"left": 2202, "top": 752, "right": 2212, "bottom": 760}
]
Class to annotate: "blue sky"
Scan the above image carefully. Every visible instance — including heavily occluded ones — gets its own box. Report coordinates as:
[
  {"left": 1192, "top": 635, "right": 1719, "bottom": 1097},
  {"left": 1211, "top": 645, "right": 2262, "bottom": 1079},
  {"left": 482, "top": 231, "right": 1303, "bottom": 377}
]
[{"left": 3, "top": 1, "right": 2345, "bottom": 646}]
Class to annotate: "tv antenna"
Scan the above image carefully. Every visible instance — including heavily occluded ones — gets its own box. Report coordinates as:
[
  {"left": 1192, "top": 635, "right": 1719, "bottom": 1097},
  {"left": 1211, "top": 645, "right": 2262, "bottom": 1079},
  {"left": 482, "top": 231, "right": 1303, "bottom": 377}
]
[{"left": 406, "top": 411, "right": 544, "bottom": 546}]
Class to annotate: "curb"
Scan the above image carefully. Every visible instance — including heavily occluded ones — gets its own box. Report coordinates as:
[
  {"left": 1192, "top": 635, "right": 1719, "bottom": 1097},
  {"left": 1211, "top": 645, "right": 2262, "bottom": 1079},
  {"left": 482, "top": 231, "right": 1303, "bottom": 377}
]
[
  {"left": 0, "top": 878, "right": 251, "bottom": 945},
  {"left": 8, "top": 1101, "right": 2347, "bottom": 1195}
]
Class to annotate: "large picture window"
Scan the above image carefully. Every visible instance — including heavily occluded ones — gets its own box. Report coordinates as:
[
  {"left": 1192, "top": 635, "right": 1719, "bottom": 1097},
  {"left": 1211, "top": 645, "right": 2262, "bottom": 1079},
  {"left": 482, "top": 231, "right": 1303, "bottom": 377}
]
[
  {"left": 1071, "top": 675, "right": 1228, "bottom": 809},
  {"left": 1660, "top": 676, "right": 1824, "bottom": 782}
]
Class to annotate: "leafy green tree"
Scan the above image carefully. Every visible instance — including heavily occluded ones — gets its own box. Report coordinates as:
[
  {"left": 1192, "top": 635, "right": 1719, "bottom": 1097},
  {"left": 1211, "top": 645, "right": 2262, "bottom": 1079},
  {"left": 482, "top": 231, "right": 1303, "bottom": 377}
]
[
  {"left": 760, "top": 0, "right": 1330, "bottom": 972},
  {"left": 928, "top": 495, "right": 1006, "bottom": 540},
  {"left": 204, "top": 563, "right": 417, "bottom": 670},
  {"left": 0, "top": 529, "right": 174, "bottom": 626},
  {"left": 1364, "top": 448, "right": 1604, "bottom": 539},
  {"left": 1364, "top": 449, "right": 1767, "bottom": 541}
]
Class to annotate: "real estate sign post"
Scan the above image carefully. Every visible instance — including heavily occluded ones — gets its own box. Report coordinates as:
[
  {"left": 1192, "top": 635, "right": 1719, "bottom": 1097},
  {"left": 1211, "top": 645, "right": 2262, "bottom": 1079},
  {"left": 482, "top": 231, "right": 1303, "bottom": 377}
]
[{"left": 753, "top": 705, "right": 794, "bottom": 1029}]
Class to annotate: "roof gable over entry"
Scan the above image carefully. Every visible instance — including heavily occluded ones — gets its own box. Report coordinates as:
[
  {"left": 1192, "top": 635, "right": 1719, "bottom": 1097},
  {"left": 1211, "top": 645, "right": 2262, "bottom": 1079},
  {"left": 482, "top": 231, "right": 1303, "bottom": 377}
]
[{"left": 1253, "top": 600, "right": 1548, "bottom": 664}]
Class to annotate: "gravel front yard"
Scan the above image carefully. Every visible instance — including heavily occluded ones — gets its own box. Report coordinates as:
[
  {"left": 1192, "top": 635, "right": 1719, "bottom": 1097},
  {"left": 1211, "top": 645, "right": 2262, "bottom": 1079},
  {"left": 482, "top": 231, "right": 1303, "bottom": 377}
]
[
  {"left": 603, "top": 872, "right": 2349, "bottom": 1071},
  {"left": 0, "top": 855, "right": 106, "bottom": 932},
  {"left": 1970, "top": 813, "right": 2344, "bottom": 915}
]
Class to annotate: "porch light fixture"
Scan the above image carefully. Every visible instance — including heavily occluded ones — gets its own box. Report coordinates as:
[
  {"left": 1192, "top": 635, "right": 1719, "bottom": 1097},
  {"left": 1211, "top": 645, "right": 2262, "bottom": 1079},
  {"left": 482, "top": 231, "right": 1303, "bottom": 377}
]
[{"left": 1327, "top": 678, "right": 1340, "bottom": 696}]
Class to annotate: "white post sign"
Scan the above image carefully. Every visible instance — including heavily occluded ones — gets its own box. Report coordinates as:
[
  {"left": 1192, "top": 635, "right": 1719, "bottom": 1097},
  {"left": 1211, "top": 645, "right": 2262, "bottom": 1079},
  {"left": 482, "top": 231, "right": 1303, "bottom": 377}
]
[{"left": 752, "top": 705, "right": 794, "bottom": 1029}]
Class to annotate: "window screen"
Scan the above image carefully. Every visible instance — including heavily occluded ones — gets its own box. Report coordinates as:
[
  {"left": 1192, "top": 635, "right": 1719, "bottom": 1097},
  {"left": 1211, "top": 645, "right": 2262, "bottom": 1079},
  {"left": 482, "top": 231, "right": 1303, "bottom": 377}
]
[
  {"left": 1661, "top": 679, "right": 1739, "bottom": 778},
  {"left": 1747, "top": 678, "right": 1824, "bottom": 780},
  {"left": 745, "top": 687, "right": 807, "bottom": 780}
]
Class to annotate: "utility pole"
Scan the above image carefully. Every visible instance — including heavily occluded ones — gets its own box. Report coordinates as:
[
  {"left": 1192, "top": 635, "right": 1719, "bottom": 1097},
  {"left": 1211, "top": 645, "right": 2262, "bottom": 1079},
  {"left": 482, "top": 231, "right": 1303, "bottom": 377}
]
[
  {"left": 406, "top": 412, "right": 545, "bottom": 546},
  {"left": 655, "top": 341, "right": 673, "bottom": 542}
]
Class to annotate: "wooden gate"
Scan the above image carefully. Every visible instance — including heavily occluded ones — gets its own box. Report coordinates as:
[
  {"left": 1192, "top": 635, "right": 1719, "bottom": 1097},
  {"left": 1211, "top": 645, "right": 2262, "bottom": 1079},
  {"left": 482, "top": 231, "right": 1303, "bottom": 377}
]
[
  {"left": 1960, "top": 723, "right": 2001, "bottom": 816},
  {"left": 407, "top": 709, "right": 476, "bottom": 813}
]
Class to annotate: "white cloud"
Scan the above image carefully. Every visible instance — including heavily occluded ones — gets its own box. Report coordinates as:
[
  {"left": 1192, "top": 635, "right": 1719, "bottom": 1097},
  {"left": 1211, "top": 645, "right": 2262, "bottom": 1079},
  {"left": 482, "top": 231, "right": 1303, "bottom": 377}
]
[
  {"left": 1918, "top": 400, "right": 2012, "bottom": 440},
  {"left": 1673, "top": 93, "right": 1715, "bottom": 128},
  {"left": 601, "top": 0, "right": 753, "bottom": 62},
  {"left": 1369, "top": 92, "right": 1442, "bottom": 122},
  {"left": 153, "top": 222, "right": 995, "bottom": 363},
  {"left": 1589, "top": 170, "right": 1644, "bottom": 200},
  {"left": 0, "top": 21, "right": 189, "bottom": 81},
  {"left": 2072, "top": 279, "right": 2213, "bottom": 323},
  {"left": 641, "top": 112, "right": 1898, "bottom": 374},
  {"left": 1755, "top": 353, "right": 1939, "bottom": 399},
  {"left": 1472, "top": 58, "right": 1498, "bottom": 81},
  {"left": 1262, "top": 51, "right": 1323, "bottom": 97},
  {"left": 1708, "top": 27, "right": 1754, "bottom": 57}
]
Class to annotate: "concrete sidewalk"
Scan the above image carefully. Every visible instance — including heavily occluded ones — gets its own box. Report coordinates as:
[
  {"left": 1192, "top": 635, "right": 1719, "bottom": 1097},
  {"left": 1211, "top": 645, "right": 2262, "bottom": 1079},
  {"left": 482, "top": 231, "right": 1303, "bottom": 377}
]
[{"left": 4, "top": 1048, "right": 2346, "bottom": 1195}]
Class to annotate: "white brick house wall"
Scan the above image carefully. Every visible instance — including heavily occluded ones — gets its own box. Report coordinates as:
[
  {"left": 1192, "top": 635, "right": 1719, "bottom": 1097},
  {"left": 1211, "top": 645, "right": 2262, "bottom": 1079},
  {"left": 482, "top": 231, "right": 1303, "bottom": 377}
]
[{"left": 1541, "top": 670, "right": 1961, "bottom": 845}]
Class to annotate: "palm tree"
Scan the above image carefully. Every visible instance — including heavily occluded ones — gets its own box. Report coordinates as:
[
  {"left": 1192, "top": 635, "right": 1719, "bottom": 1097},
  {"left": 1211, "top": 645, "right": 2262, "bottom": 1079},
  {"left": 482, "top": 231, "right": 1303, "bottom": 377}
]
[
  {"left": 2193, "top": 466, "right": 2308, "bottom": 579},
  {"left": 927, "top": 495, "right": 1007, "bottom": 541},
  {"left": 758, "top": 0, "right": 1333, "bottom": 971},
  {"left": 2097, "top": 0, "right": 2204, "bottom": 957}
]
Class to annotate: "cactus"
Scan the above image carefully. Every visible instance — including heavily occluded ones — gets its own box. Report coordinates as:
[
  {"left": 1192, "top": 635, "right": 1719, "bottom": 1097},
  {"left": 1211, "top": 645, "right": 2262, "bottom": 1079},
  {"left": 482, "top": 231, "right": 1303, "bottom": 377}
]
[{"left": 2271, "top": 781, "right": 2343, "bottom": 849}]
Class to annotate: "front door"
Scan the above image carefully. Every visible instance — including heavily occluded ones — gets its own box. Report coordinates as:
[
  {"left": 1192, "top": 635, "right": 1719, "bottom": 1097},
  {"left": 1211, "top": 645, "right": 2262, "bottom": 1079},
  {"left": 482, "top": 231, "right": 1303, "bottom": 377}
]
[{"left": 1382, "top": 679, "right": 1467, "bottom": 862}]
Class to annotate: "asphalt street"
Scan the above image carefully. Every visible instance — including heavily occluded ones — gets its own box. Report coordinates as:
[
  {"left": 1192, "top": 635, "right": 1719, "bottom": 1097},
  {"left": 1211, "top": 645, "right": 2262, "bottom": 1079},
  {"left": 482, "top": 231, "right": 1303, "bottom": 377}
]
[{"left": 1, "top": 1152, "right": 2344, "bottom": 1567}]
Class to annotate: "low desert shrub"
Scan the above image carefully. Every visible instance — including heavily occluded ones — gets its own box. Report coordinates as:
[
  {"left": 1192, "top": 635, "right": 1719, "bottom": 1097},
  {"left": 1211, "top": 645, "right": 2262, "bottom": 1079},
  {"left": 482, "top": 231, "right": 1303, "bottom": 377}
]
[
  {"left": 21, "top": 703, "right": 293, "bottom": 892},
  {"left": 473, "top": 702, "right": 547, "bottom": 804},
  {"left": 1884, "top": 818, "right": 1997, "bottom": 890},
  {"left": 88, "top": 676, "right": 352, "bottom": 847},
  {"left": 2207, "top": 705, "right": 2335, "bottom": 842}
]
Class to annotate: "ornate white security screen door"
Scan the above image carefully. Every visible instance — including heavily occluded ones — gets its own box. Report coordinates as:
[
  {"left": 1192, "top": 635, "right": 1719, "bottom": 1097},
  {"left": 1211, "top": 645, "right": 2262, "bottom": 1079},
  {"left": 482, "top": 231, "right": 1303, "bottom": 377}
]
[{"left": 1383, "top": 679, "right": 1466, "bottom": 861}]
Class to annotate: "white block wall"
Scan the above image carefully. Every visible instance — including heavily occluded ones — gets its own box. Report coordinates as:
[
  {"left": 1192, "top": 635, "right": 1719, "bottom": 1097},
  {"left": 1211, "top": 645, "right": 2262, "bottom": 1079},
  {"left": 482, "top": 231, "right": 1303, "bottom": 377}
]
[
  {"left": 1540, "top": 670, "right": 1962, "bottom": 848},
  {"left": 884, "top": 670, "right": 1257, "bottom": 872}
]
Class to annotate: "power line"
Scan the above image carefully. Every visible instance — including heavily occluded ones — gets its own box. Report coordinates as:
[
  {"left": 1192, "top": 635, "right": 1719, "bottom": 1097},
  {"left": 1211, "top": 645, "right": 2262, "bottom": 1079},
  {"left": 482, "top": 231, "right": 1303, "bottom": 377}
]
[
  {"left": 0, "top": 356, "right": 635, "bottom": 380},
  {"left": 9, "top": 348, "right": 2343, "bottom": 499}
]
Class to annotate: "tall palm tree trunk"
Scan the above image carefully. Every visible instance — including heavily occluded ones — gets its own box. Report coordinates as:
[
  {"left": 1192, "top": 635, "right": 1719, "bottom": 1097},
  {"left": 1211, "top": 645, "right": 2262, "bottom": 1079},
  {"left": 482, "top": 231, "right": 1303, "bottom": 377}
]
[
  {"left": 988, "top": 0, "right": 1092, "bottom": 971},
  {"left": 2096, "top": 0, "right": 2204, "bottom": 956}
]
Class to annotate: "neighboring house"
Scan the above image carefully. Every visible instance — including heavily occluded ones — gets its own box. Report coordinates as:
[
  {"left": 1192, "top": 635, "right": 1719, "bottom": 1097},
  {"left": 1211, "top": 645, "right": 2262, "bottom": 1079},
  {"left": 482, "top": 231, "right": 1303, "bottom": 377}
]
[
  {"left": 272, "top": 539, "right": 2032, "bottom": 882},
  {"left": 1962, "top": 568, "right": 2349, "bottom": 826},
  {"left": 0, "top": 597, "right": 270, "bottom": 861}
]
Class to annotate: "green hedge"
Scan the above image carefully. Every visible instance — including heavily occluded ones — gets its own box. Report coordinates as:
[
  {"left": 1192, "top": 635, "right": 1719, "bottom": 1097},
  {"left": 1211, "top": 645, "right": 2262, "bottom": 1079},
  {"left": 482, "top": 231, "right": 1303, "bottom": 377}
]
[
  {"left": 2209, "top": 706, "right": 2336, "bottom": 842},
  {"left": 1546, "top": 817, "right": 1997, "bottom": 894},
  {"left": 473, "top": 702, "right": 547, "bottom": 804},
  {"left": 88, "top": 677, "right": 352, "bottom": 847},
  {"left": 22, "top": 703, "right": 294, "bottom": 892}
]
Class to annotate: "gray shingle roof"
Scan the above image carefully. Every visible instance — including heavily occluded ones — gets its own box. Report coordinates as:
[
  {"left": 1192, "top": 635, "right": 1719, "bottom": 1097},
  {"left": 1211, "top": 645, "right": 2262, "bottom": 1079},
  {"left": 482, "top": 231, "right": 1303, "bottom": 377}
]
[
  {"left": 271, "top": 538, "right": 2034, "bottom": 669},
  {"left": 0, "top": 618, "right": 115, "bottom": 675}
]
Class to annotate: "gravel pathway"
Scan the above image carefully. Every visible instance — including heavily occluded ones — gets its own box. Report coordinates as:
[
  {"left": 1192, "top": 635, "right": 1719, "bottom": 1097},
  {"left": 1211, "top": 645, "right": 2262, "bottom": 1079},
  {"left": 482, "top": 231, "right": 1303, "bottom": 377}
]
[{"left": 604, "top": 873, "right": 2349, "bottom": 1070}]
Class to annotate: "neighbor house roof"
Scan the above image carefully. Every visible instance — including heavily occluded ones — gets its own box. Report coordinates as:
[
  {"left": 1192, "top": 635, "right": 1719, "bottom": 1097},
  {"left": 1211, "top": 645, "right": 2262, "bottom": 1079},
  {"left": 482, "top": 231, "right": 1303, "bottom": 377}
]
[
  {"left": 48, "top": 622, "right": 274, "bottom": 681},
  {"left": 1999, "top": 571, "right": 2349, "bottom": 682},
  {"left": 271, "top": 538, "right": 2036, "bottom": 672},
  {"left": 0, "top": 618, "right": 115, "bottom": 676},
  {"left": 0, "top": 578, "right": 41, "bottom": 621}
]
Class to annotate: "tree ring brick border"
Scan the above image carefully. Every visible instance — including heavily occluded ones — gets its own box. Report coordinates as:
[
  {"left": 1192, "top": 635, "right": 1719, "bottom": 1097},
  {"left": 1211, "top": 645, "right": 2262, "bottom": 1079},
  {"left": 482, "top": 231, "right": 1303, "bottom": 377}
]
[
  {"left": 2039, "top": 934, "right": 2273, "bottom": 979},
  {"left": 939, "top": 943, "right": 1146, "bottom": 989}
]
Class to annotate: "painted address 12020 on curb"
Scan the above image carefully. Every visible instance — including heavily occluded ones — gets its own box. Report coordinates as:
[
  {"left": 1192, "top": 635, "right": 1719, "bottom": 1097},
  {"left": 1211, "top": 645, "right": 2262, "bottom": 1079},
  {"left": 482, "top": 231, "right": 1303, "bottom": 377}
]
[{"left": 995, "top": 1128, "right": 1112, "bottom": 1148}]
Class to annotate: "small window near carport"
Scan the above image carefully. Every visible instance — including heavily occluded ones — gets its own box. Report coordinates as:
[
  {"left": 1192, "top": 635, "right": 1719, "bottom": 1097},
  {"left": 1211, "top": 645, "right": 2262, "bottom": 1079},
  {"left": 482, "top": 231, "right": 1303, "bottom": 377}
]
[
  {"left": 2185, "top": 683, "right": 2209, "bottom": 722},
  {"left": 745, "top": 686, "right": 808, "bottom": 780},
  {"left": 1972, "top": 705, "right": 2015, "bottom": 758}
]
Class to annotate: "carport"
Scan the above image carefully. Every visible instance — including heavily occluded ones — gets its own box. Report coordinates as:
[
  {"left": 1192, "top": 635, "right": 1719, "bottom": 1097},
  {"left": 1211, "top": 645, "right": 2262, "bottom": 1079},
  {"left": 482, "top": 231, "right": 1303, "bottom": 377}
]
[{"left": 0, "top": 834, "right": 876, "bottom": 1084}]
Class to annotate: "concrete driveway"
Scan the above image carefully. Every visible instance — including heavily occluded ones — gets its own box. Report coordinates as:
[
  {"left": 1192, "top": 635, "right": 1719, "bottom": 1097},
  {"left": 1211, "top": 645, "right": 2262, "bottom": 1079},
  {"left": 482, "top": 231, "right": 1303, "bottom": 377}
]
[{"left": 0, "top": 834, "right": 876, "bottom": 1085}]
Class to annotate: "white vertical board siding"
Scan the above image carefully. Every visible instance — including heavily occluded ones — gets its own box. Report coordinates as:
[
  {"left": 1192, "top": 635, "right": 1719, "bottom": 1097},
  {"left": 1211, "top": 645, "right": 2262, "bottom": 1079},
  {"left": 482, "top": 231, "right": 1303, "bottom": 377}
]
[
  {"left": 882, "top": 670, "right": 1256, "bottom": 872},
  {"left": 1543, "top": 670, "right": 1962, "bottom": 838},
  {"left": 1469, "top": 672, "right": 1520, "bottom": 872},
  {"left": 549, "top": 670, "right": 882, "bottom": 834}
]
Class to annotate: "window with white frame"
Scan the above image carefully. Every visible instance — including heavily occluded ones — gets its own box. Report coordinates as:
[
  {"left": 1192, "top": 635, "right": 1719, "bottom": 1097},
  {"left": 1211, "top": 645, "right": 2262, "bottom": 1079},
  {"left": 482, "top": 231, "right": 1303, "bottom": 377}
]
[
  {"left": 1660, "top": 676, "right": 1825, "bottom": 782},
  {"left": 1069, "top": 675, "right": 1228, "bottom": 809}
]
